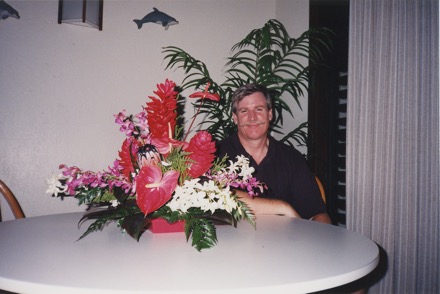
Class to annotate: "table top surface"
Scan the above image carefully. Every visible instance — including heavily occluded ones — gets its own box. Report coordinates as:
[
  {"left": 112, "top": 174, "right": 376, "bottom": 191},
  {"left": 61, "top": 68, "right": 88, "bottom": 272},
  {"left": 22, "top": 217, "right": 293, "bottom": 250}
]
[{"left": 0, "top": 212, "right": 379, "bottom": 294}]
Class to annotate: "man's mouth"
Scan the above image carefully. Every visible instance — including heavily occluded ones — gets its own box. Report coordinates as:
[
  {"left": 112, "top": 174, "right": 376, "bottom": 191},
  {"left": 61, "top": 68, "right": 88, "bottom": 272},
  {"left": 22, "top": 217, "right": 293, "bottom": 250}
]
[{"left": 242, "top": 121, "right": 265, "bottom": 127}]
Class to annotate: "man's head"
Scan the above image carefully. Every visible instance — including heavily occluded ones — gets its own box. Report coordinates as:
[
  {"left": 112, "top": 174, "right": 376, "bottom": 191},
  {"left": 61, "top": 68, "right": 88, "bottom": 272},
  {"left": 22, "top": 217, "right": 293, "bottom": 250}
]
[
  {"left": 231, "top": 84, "right": 273, "bottom": 142},
  {"left": 231, "top": 84, "right": 272, "bottom": 114}
]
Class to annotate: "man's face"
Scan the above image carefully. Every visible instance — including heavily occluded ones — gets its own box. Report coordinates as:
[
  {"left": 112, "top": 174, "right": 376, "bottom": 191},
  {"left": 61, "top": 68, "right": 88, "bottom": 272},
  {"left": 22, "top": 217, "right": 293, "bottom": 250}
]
[{"left": 233, "top": 92, "right": 273, "bottom": 142}]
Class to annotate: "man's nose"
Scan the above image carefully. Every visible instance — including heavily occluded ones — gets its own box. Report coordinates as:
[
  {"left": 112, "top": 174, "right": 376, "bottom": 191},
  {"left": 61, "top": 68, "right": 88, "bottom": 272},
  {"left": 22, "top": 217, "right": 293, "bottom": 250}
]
[{"left": 248, "top": 110, "right": 257, "bottom": 120}]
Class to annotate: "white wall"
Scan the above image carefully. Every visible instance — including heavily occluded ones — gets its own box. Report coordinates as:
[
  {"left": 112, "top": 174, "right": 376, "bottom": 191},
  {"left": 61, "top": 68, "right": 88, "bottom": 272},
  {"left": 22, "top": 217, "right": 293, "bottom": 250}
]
[{"left": 0, "top": 0, "right": 309, "bottom": 220}]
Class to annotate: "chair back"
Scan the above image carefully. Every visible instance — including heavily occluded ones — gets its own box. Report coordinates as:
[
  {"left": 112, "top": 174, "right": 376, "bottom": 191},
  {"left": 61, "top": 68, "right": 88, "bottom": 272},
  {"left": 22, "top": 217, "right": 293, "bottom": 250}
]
[
  {"left": 0, "top": 179, "right": 25, "bottom": 221},
  {"left": 315, "top": 176, "right": 326, "bottom": 204}
]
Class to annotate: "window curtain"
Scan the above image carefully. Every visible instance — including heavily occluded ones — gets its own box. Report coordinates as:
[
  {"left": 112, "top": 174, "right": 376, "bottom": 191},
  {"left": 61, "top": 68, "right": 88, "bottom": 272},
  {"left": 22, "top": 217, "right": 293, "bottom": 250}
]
[{"left": 347, "top": 0, "right": 439, "bottom": 293}]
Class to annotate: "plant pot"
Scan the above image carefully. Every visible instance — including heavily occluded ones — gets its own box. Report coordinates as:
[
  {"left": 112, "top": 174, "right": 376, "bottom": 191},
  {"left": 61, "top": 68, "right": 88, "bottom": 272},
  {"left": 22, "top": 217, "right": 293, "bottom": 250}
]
[{"left": 148, "top": 218, "right": 185, "bottom": 233}]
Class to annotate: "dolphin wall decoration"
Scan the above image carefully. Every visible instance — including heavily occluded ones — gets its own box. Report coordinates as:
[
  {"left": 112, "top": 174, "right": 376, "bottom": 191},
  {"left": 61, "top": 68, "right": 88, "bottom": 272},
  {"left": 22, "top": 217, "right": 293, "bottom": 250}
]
[
  {"left": 0, "top": 0, "right": 19, "bottom": 20},
  {"left": 133, "top": 7, "right": 178, "bottom": 30}
]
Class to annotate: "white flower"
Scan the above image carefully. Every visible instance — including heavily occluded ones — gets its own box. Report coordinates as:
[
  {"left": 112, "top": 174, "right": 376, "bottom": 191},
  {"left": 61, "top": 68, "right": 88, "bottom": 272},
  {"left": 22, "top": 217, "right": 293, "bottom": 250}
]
[
  {"left": 161, "top": 161, "right": 171, "bottom": 167},
  {"left": 239, "top": 164, "right": 255, "bottom": 180},
  {"left": 230, "top": 155, "right": 253, "bottom": 179},
  {"left": 45, "top": 174, "right": 68, "bottom": 197},
  {"left": 110, "top": 200, "right": 119, "bottom": 207},
  {"left": 166, "top": 178, "right": 239, "bottom": 215}
]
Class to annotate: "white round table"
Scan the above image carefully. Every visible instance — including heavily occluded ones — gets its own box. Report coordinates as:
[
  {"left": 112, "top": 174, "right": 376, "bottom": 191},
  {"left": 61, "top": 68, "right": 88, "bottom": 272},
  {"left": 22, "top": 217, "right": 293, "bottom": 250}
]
[{"left": 0, "top": 213, "right": 379, "bottom": 294}]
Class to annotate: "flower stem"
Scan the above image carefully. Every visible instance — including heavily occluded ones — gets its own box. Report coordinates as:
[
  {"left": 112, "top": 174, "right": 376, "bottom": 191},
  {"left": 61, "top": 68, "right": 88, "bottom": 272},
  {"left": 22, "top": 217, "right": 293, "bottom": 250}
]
[{"left": 183, "top": 99, "right": 204, "bottom": 142}]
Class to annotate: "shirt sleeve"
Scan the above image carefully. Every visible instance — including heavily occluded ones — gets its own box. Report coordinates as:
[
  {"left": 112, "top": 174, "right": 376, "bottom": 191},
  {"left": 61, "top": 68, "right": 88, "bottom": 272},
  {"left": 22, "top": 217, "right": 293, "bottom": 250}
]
[
  {"left": 260, "top": 138, "right": 327, "bottom": 219},
  {"left": 216, "top": 134, "right": 327, "bottom": 220}
]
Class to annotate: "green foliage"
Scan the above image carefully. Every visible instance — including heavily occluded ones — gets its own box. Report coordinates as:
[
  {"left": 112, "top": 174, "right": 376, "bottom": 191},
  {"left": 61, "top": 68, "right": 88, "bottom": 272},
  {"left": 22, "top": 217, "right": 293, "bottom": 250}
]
[
  {"left": 162, "top": 146, "right": 192, "bottom": 184},
  {"left": 77, "top": 216, "right": 112, "bottom": 241},
  {"left": 163, "top": 19, "right": 332, "bottom": 146},
  {"left": 236, "top": 201, "right": 256, "bottom": 229},
  {"left": 185, "top": 217, "right": 218, "bottom": 251},
  {"left": 74, "top": 185, "right": 131, "bottom": 206},
  {"left": 153, "top": 205, "right": 253, "bottom": 251},
  {"left": 73, "top": 154, "right": 258, "bottom": 251},
  {"left": 121, "top": 213, "right": 150, "bottom": 241},
  {"left": 279, "top": 121, "right": 309, "bottom": 148},
  {"left": 75, "top": 187, "right": 108, "bottom": 205},
  {"left": 78, "top": 205, "right": 142, "bottom": 241}
]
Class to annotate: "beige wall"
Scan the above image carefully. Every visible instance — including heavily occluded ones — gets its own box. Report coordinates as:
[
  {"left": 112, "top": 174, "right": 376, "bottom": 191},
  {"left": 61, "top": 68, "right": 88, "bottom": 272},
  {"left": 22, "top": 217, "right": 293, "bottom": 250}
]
[{"left": 0, "top": 0, "right": 309, "bottom": 220}]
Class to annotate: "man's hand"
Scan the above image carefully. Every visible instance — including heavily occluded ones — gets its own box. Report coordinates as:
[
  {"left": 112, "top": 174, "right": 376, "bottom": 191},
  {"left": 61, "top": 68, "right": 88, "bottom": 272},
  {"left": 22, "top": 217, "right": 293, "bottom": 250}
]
[
  {"left": 235, "top": 190, "right": 332, "bottom": 224},
  {"left": 235, "top": 190, "right": 301, "bottom": 218},
  {"left": 310, "top": 212, "right": 332, "bottom": 224}
]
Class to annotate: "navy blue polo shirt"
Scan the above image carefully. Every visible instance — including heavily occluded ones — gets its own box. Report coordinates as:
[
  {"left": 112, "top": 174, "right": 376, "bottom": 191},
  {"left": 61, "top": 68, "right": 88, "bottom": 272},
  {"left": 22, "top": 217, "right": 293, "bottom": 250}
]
[{"left": 216, "top": 133, "right": 326, "bottom": 219}]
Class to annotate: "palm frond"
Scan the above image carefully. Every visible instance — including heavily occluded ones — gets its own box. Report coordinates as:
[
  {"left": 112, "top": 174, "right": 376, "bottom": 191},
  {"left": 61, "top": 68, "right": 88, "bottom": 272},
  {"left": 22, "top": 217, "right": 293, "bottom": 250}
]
[{"left": 162, "top": 19, "right": 332, "bottom": 147}]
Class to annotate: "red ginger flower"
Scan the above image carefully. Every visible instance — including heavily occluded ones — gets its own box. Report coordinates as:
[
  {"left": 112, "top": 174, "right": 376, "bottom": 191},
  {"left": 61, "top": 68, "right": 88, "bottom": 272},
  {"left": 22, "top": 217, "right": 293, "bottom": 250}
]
[
  {"left": 147, "top": 79, "right": 178, "bottom": 139},
  {"left": 118, "top": 137, "right": 141, "bottom": 180},
  {"left": 184, "top": 131, "right": 216, "bottom": 178}
]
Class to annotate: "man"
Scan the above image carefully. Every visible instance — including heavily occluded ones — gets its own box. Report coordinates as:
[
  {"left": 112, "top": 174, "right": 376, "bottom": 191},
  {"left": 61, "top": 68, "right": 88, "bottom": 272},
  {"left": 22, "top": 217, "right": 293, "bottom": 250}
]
[{"left": 216, "top": 84, "right": 331, "bottom": 224}]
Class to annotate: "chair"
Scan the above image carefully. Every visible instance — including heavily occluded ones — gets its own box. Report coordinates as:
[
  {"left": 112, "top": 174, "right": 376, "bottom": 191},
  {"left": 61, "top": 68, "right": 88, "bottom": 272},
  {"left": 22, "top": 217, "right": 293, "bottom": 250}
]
[
  {"left": 0, "top": 179, "right": 25, "bottom": 221},
  {"left": 315, "top": 176, "right": 326, "bottom": 204}
]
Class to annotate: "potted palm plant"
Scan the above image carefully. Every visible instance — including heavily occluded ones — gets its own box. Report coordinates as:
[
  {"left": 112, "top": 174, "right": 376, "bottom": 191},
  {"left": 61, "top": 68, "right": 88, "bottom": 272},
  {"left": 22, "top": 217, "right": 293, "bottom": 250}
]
[{"left": 163, "top": 19, "right": 331, "bottom": 148}]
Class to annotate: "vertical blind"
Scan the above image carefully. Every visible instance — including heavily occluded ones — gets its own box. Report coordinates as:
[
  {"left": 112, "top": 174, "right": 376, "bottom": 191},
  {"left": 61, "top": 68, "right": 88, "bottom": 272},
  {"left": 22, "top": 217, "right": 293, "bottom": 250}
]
[
  {"left": 347, "top": 0, "right": 439, "bottom": 292},
  {"left": 336, "top": 72, "right": 348, "bottom": 227}
]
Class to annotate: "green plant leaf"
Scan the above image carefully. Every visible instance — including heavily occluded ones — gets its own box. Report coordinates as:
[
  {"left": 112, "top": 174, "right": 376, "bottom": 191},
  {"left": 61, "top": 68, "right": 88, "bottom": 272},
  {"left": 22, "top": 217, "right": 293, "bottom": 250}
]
[
  {"left": 77, "top": 214, "right": 113, "bottom": 241},
  {"left": 77, "top": 205, "right": 143, "bottom": 241},
  {"left": 185, "top": 217, "right": 218, "bottom": 251},
  {"left": 162, "top": 19, "right": 332, "bottom": 148},
  {"left": 121, "top": 213, "right": 150, "bottom": 241}
]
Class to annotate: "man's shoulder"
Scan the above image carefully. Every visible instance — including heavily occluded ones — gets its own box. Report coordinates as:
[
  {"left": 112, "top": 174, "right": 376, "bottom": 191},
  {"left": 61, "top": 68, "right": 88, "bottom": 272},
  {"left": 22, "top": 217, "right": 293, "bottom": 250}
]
[
  {"left": 267, "top": 137, "right": 308, "bottom": 167},
  {"left": 216, "top": 133, "right": 238, "bottom": 149},
  {"left": 217, "top": 133, "right": 237, "bottom": 145},
  {"left": 269, "top": 136, "right": 303, "bottom": 157},
  {"left": 216, "top": 133, "right": 240, "bottom": 157}
]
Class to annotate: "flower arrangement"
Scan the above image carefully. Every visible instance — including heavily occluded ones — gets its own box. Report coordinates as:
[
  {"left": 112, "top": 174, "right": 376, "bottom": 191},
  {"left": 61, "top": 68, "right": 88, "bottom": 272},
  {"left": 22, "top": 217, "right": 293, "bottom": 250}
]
[{"left": 46, "top": 79, "right": 264, "bottom": 251}]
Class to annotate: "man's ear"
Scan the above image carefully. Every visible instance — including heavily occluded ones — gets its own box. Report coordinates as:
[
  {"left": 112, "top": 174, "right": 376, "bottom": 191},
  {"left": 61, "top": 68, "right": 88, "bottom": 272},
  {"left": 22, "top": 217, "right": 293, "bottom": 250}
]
[
  {"left": 269, "top": 109, "right": 273, "bottom": 122},
  {"left": 232, "top": 113, "right": 237, "bottom": 124}
]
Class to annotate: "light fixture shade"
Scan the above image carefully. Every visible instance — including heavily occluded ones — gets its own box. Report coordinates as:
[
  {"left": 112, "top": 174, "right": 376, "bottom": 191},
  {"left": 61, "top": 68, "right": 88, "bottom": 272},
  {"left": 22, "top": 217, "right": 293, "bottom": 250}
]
[{"left": 58, "top": 0, "right": 103, "bottom": 31}]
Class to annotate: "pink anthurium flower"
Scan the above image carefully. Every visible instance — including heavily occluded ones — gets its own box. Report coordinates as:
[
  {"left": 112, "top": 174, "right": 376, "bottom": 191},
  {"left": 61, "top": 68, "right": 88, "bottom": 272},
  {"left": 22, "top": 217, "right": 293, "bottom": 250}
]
[
  {"left": 151, "top": 137, "right": 187, "bottom": 156},
  {"left": 184, "top": 83, "right": 220, "bottom": 142},
  {"left": 135, "top": 165, "right": 180, "bottom": 215},
  {"left": 189, "top": 91, "right": 220, "bottom": 102},
  {"left": 189, "top": 82, "right": 220, "bottom": 102}
]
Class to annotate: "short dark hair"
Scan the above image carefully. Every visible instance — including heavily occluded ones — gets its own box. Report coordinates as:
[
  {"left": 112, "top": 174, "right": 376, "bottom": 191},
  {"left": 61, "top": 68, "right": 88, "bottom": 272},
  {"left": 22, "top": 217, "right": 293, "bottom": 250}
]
[{"left": 231, "top": 84, "right": 272, "bottom": 114}]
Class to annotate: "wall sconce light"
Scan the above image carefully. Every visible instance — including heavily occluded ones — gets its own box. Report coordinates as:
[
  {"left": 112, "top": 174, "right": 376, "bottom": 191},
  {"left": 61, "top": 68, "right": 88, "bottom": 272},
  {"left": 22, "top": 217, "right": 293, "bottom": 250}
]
[
  {"left": 0, "top": 0, "right": 20, "bottom": 20},
  {"left": 58, "top": 0, "right": 104, "bottom": 31}
]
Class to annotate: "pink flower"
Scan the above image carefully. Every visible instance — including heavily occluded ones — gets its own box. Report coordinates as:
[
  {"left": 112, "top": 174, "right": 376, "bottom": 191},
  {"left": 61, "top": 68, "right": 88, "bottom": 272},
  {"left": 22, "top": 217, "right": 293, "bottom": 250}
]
[
  {"left": 189, "top": 91, "right": 220, "bottom": 102},
  {"left": 189, "top": 82, "right": 220, "bottom": 102},
  {"left": 118, "top": 138, "right": 141, "bottom": 180},
  {"left": 151, "top": 137, "right": 187, "bottom": 156},
  {"left": 137, "top": 144, "right": 161, "bottom": 168},
  {"left": 135, "top": 165, "right": 180, "bottom": 215},
  {"left": 184, "top": 83, "right": 220, "bottom": 142},
  {"left": 146, "top": 79, "right": 178, "bottom": 139},
  {"left": 184, "top": 131, "right": 216, "bottom": 178}
]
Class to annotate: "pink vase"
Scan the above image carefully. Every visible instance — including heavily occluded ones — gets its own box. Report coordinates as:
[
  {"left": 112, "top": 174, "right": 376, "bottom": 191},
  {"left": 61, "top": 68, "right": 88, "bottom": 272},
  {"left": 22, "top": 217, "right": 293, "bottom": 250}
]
[{"left": 148, "top": 218, "right": 185, "bottom": 233}]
